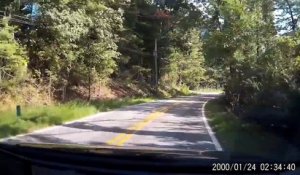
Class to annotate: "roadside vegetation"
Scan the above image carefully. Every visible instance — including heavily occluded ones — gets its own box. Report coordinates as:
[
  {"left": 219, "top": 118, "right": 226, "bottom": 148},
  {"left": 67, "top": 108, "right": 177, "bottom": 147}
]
[
  {"left": 202, "top": 0, "right": 300, "bottom": 155},
  {"left": 0, "top": 97, "right": 154, "bottom": 138},
  {"left": 195, "top": 88, "right": 223, "bottom": 94},
  {"left": 0, "top": 0, "right": 207, "bottom": 137},
  {"left": 206, "top": 98, "right": 300, "bottom": 161},
  {"left": 0, "top": 0, "right": 300, "bottom": 153}
]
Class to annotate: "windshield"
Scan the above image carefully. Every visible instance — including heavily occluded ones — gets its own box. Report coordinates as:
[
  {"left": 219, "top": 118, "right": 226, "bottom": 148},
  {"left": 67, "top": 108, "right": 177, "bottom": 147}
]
[{"left": 0, "top": 0, "right": 300, "bottom": 174}]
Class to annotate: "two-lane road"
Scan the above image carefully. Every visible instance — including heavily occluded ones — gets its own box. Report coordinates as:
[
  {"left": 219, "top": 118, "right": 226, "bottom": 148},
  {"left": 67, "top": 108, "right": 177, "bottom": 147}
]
[{"left": 2, "top": 94, "right": 222, "bottom": 152}]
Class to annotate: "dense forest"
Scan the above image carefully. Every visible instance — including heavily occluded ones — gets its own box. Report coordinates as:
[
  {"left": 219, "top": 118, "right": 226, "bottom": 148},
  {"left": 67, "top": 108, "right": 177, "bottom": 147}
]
[{"left": 0, "top": 0, "right": 300, "bottom": 133}]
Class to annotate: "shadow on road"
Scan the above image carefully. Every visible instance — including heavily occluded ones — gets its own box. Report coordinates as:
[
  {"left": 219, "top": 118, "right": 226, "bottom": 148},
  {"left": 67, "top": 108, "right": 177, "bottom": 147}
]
[{"left": 5, "top": 95, "right": 220, "bottom": 151}]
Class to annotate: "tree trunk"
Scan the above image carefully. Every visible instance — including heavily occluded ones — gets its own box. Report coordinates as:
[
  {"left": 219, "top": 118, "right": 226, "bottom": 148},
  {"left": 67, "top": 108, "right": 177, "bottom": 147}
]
[
  {"left": 285, "top": 0, "right": 297, "bottom": 31},
  {"left": 62, "top": 85, "right": 66, "bottom": 101},
  {"left": 48, "top": 72, "right": 52, "bottom": 103}
]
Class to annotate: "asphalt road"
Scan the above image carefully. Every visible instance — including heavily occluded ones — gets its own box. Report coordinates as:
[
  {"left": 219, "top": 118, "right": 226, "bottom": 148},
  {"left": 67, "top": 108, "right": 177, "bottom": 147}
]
[{"left": 2, "top": 94, "right": 222, "bottom": 152}]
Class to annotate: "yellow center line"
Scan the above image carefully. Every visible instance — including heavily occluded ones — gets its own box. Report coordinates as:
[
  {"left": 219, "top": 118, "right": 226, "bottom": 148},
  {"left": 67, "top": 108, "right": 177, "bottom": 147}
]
[{"left": 106, "top": 103, "right": 179, "bottom": 147}]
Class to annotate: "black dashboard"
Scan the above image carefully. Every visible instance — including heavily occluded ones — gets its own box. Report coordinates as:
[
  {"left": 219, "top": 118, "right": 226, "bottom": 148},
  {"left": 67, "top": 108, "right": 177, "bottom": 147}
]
[{"left": 0, "top": 143, "right": 299, "bottom": 175}]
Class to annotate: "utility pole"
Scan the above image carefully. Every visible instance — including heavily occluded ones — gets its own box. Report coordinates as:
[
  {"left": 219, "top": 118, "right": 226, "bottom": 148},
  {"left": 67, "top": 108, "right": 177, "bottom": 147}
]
[
  {"left": 88, "top": 42, "right": 92, "bottom": 101},
  {"left": 88, "top": 28, "right": 97, "bottom": 101},
  {"left": 88, "top": 59, "right": 91, "bottom": 101},
  {"left": 87, "top": 35, "right": 91, "bottom": 101},
  {"left": 153, "top": 38, "right": 158, "bottom": 88},
  {"left": 0, "top": 69, "right": 2, "bottom": 84}
]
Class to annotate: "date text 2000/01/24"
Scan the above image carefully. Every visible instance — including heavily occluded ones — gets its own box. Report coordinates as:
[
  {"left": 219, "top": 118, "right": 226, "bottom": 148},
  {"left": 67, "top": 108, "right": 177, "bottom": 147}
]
[{"left": 212, "top": 163, "right": 296, "bottom": 172}]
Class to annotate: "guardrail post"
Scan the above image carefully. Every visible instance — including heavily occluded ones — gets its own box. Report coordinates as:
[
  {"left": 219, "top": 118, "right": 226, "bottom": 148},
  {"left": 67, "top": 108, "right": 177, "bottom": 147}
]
[{"left": 16, "top": 105, "right": 22, "bottom": 117}]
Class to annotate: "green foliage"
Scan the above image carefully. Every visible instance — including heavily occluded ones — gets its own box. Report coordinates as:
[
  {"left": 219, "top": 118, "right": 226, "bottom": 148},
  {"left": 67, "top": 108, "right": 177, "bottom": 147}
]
[
  {"left": 275, "top": 0, "right": 300, "bottom": 32},
  {"left": 206, "top": 98, "right": 300, "bottom": 161},
  {"left": 0, "top": 103, "right": 97, "bottom": 138},
  {"left": 90, "top": 97, "right": 154, "bottom": 111},
  {"left": 1, "top": 0, "right": 300, "bottom": 139},
  {"left": 0, "top": 97, "right": 154, "bottom": 138},
  {"left": 162, "top": 28, "right": 206, "bottom": 89},
  {"left": 27, "top": 0, "right": 123, "bottom": 98},
  {"left": 0, "top": 18, "right": 28, "bottom": 88},
  {"left": 179, "top": 84, "right": 190, "bottom": 96},
  {"left": 202, "top": 0, "right": 300, "bottom": 132}
]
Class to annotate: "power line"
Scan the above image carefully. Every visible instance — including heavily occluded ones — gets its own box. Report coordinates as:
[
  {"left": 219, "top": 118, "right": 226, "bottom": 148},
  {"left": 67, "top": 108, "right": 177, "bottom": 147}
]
[
  {"left": 12, "top": 14, "right": 31, "bottom": 20},
  {"left": 0, "top": 15, "right": 34, "bottom": 26},
  {"left": 11, "top": 18, "right": 34, "bottom": 26}
]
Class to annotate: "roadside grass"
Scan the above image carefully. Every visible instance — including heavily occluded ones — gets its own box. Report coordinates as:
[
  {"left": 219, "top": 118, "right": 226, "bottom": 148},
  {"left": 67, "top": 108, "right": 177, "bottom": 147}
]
[
  {"left": 196, "top": 88, "right": 224, "bottom": 94},
  {"left": 205, "top": 98, "right": 300, "bottom": 161},
  {"left": 91, "top": 97, "right": 154, "bottom": 111},
  {"left": 0, "top": 97, "right": 154, "bottom": 138},
  {"left": 188, "top": 87, "right": 224, "bottom": 95}
]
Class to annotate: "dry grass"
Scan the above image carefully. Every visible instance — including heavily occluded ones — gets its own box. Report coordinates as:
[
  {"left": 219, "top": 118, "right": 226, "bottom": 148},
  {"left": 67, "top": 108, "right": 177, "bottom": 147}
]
[{"left": 0, "top": 83, "right": 53, "bottom": 112}]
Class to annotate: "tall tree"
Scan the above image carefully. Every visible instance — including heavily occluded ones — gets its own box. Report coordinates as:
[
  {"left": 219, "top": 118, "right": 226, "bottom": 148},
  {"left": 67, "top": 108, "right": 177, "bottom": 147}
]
[
  {"left": 276, "top": 0, "right": 300, "bottom": 33},
  {"left": 27, "top": 0, "right": 123, "bottom": 99},
  {"left": 0, "top": 18, "right": 28, "bottom": 87}
]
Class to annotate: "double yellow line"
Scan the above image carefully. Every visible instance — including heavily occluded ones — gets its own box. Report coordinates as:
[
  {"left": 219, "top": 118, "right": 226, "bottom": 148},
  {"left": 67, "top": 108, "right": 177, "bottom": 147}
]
[{"left": 106, "top": 103, "right": 179, "bottom": 147}]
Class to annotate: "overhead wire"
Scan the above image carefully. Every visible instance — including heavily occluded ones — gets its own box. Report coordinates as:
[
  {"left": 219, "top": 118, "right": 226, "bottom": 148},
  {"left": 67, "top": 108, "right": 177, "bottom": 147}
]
[{"left": 0, "top": 10, "right": 34, "bottom": 26}]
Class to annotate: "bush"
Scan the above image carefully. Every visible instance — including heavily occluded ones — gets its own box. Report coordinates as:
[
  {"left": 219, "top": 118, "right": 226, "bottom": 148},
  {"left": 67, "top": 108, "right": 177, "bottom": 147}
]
[
  {"left": 0, "top": 80, "right": 53, "bottom": 111},
  {"left": 179, "top": 85, "right": 190, "bottom": 96},
  {"left": 0, "top": 19, "right": 28, "bottom": 86}
]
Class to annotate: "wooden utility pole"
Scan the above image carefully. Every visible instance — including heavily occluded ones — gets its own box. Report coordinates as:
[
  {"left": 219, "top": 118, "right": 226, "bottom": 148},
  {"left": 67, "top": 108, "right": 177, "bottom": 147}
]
[
  {"left": 153, "top": 38, "right": 158, "bottom": 88},
  {"left": 88, "top": 44, "right": 91, "bottom": 101},
  {"left": 88, "top": 63, "right": 91, "bottom": 101}
]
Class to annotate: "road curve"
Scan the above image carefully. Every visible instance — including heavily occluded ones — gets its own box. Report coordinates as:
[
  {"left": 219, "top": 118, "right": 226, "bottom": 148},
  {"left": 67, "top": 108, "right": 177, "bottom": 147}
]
[{"left": 2, "top": 94, "right": 222, "bottom": 152}]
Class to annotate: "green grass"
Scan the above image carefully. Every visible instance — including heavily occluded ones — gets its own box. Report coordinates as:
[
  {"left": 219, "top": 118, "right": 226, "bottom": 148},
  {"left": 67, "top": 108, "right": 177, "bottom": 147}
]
[
  {"left": 195, "top": 88, "right": 224, "bottom": 94},
  {"left": 205, "top": 98, "right": 300, "bottom": 161},
  {"left": 91, "top": 97, "right": 154, "bottom": 111},
  {"left": 0, "top": 97, "right": 154, "bottom": 138}
]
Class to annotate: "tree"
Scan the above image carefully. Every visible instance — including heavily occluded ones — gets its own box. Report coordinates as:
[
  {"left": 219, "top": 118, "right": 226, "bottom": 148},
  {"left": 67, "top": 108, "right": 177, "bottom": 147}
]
[
  {"left": 202, "top": 0, "right": 300, "bottom": 131},
  {"left": 203, "top": 0, "right": 279, "bottom": 110},
  {"left": 162, "top": 28, "right": 206, "bottom": 88},
  {"left": 275, "top": 0, "right": 300, "bottom": 33},
  {"left": 28, "top": 0, "right": 123, "bottom": 100},
  {"left": 0, "top": 18, "right": 28, "bottom": 88}
]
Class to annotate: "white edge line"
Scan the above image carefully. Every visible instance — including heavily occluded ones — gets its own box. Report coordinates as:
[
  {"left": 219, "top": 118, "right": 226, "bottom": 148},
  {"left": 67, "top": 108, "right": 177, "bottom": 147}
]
[
  {"left": 201, "top": 100, "right": 223, "bottom": 151},
  {"left": 0, "top": 101, "right": 158, "bottom": 143},
  {"left": 1, "top": 97, "right": 224, "bottom": 152},
  {"left": 0, "top": 112, "right": 105, "bottom": 142}
]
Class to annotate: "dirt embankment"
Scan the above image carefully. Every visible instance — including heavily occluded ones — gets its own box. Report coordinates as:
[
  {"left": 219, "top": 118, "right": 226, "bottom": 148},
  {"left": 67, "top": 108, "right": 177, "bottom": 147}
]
[{"left": 0, "top": 80, "right": 154, "bottom": 110}]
